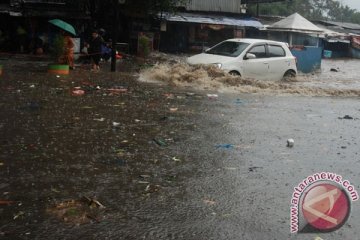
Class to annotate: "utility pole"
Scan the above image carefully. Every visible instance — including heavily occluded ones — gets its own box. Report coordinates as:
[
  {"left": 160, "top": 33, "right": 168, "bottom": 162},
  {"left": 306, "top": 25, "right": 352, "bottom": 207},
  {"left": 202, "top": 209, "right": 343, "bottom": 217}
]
[{"left": 111, "top": 0, "right": 119, "bottom": 72}]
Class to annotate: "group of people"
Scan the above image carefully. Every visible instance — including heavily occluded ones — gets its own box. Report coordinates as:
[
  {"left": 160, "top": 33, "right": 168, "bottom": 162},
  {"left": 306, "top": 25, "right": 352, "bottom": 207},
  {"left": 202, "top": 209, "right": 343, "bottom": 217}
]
[{"left": 59, "top": 29, "right": 107, "bottom": 71}]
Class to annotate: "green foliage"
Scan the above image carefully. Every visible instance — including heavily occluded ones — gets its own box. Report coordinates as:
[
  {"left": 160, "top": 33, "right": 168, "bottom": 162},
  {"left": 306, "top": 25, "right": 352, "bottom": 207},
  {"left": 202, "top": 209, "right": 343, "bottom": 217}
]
[
  {"left": 138, "top": 35, "right": 150, "bottom": 57},
  {"left": 50, "top": 35, "right": 65, "bottom": 63},
  {"left": 248, "top": 0, "right": 360, "bottom": 24}
]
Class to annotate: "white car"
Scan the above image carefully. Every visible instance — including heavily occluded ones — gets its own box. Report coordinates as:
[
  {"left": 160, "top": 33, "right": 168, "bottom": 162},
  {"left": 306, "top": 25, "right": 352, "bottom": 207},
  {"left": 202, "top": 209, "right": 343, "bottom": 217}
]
[{"left": 187, "top": 38, "right": 297, "bottom": 81}]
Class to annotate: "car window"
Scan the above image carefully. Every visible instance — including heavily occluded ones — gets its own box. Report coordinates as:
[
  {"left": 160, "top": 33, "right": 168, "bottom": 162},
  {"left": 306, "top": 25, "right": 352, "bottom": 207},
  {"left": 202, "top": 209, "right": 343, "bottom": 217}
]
[
  {"left": 268, "top": 45, "right": 286, "bottom": 57},
  {"left": 206, "top": 42, "right": 250, "bottom": 57},
  {"left": 248, "top": 45, "right": 267, "bottom": 58}
]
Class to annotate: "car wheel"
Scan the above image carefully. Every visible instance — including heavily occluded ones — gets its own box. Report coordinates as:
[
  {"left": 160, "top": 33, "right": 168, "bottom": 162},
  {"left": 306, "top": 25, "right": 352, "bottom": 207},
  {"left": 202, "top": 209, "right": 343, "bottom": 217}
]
[
  {"left": 229, "top": 71, "right": 241, "bottom": 76},
  {"left": 283, "top": 70, "right": 296, "bottom": 82}
]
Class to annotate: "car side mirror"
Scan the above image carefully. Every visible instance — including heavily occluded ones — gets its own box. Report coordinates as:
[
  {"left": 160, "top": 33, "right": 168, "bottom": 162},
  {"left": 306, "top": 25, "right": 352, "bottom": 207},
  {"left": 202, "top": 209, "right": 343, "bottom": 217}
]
[{"left": 245, "top": 53, "right": 256, "bottom": 60}]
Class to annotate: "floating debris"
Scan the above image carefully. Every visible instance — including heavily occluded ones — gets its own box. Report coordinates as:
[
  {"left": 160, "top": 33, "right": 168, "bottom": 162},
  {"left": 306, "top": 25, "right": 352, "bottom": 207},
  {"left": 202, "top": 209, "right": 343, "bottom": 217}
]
[
  {"left": 216, "top": 144, "right": 234, "bottom": 149},
  {"left": 224, "top": 167, "right": 237, "bottom": 170},
  {"left": 107, "top": 86, "right": 128, "bottom": 94},
  {"left": 112, "top": 122, "right": 121, "bottom": 127},
  {"left": 207, "top": 94, "right": 218, "bottom": 100},
  {"left": 287, "top": 139, "right": 295, "bottom": 148},
  {"left": 153, "top": 138, "right": 166, "bottom": 146},
  {"left": 338, "top": 115, "right": 354, "bottom": 120},
  {"left": 47, "top": 197, "right": 105, "bottom": 225},
  {"left": 172, "top": 157, "right": 181, "bottom": 162},
  {"left": 94, "top": 118, "right": 105, "bottom": 122},
  {"left": 138, "top": 181, "right": 150, "bottom": 184},
  {"left": 13, "top": 211, "right": 25, "bottom": 220},
  {"left": 248, "top": 166, "right": 263, "bottom": 172},
  {"left": 82, "top": 196, "right": 105, "bottom": 209},
  {"left": 145, "top": 184, "right": 161, "bottom": 193},
  {"left": 163, "top": 93, "right": 174, "bottom": 99},
  {"left": 139, "top": 174, "right": 151, "bottom": 179},
  {"left": 0, "top": 200, "right": 15, "bottom": 205},
  {"left": 203, "top": 199, "right": 216, "bottom": 206},
  {"left": 72, "top": 89, "right": 85, "bottom": 96}
]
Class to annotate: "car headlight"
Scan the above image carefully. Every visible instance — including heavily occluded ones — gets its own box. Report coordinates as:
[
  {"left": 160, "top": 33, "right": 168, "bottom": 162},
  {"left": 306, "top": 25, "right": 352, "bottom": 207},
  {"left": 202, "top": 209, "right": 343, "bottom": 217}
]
[{"left": 213, "top": 63, "right": 222, "bottom": 69}]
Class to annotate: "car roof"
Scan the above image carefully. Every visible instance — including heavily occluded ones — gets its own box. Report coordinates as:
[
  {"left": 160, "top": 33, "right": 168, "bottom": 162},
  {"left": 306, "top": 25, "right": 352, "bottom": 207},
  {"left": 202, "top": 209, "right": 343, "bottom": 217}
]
[{"left": 225, "top": 38, "right": 287, "bottom": 45}]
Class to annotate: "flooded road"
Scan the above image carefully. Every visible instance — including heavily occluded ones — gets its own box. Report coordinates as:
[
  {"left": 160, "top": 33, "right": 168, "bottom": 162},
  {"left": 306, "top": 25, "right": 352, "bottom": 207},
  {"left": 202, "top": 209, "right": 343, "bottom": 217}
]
[
  {"left": 0, "top": 56, "right": 360, "bottom": 239},
  {"left": 140, "top": 57, "right": 360, "bottom": 96}
]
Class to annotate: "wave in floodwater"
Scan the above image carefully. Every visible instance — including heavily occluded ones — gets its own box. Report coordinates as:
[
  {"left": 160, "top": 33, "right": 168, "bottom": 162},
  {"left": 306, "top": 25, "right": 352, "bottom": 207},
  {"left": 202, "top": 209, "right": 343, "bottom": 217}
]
[{"left": 139, "top": 58, "right": 360, "bottom": 97}]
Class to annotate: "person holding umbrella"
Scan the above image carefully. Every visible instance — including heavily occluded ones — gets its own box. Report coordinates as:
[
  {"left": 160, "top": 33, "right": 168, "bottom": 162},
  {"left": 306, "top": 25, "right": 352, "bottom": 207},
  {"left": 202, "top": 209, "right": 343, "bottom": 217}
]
[{"left": 48, "top": 19, "right": 76, "bottom": 69}]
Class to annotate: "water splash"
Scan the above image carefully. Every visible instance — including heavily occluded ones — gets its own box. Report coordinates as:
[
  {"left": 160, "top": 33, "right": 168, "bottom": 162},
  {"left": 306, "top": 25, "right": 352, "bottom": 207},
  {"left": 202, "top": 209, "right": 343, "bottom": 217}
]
[{"left": 139, "top": 59, "right": 360, "bottom": 97}]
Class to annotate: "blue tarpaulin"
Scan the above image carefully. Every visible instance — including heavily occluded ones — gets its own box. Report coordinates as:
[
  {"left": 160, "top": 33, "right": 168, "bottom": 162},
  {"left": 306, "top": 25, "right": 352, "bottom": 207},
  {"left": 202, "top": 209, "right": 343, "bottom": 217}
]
[{"left": 291, "top": 47, "right": 323, "bottom": 73}]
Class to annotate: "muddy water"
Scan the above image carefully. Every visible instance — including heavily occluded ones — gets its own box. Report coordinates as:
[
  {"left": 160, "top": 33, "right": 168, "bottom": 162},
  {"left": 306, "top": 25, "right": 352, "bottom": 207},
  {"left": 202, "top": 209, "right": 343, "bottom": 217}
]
[
  {"left": 0, "top": 59, "right": 212, "bottom": 239},
  {"left": 140, "top": 58, "right": 360, "bottom": 97},
  {"left": 1, "top": 57, "right": 360, "bottom": 240}
]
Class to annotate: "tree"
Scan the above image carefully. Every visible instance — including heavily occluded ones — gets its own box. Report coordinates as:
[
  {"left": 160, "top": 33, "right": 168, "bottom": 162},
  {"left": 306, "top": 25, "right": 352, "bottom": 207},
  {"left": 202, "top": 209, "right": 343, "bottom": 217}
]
[{"left": 248, "top": 0, "right": 360, "bottom": 24}]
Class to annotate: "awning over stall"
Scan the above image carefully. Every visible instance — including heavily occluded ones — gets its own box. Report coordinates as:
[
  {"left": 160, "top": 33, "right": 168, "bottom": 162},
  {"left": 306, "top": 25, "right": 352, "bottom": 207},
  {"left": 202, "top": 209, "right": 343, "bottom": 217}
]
[{"left": 160, "top": 12, "right": 263, "bottom": 28}]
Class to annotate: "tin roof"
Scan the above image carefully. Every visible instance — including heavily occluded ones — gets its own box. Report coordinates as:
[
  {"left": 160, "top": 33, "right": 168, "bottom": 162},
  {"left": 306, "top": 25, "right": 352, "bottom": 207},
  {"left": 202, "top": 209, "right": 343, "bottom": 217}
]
[
  {"left": 317, "top": 20, "right": 360, "bottom": 31},
  {"left": 267, "top": 13, "right": 324, "bottom": 34},
  {"left": 161, "top": 12, "right": 263, "bottom": 28}
]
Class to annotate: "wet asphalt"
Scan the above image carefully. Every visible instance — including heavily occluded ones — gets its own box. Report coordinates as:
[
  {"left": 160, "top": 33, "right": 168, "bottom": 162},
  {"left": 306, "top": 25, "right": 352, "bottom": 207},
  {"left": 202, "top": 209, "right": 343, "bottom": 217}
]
[{"left": 0, "top": 57, "right": 360, "bottom": 240}]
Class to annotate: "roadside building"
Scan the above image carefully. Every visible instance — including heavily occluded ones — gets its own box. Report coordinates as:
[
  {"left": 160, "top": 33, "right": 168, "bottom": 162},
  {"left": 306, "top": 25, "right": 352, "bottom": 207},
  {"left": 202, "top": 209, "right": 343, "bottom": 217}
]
[
  {"left": 266, "top": 13, "right": 324, "bottom": 73},
  {"left": 159, "top": 12, "right": 263, "bottom": 53},
  {"left": 158, "top": 0, "right": 287, "bottom": 53},
  {"left": 315, "top": 20, "right": 360, "bottom": 59}
]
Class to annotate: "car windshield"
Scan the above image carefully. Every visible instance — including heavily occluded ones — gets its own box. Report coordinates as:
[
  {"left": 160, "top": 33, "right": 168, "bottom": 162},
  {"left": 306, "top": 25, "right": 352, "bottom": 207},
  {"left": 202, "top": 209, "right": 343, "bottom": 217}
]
[{"left": 206, "top": 41, "right": 250, "bottom": 57}]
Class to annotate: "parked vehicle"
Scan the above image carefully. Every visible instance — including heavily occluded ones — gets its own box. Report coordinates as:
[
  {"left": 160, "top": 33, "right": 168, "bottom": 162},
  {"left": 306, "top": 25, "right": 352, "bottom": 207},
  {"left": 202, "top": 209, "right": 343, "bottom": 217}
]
[{"left": 187, "top": 38, "right": 297, "bottom": 81}]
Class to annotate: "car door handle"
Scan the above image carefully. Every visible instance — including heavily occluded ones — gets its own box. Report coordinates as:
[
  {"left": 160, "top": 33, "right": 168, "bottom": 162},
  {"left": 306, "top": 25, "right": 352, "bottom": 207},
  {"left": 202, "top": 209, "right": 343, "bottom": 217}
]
[{"left": 263, "top": 62, "right": 269, "bottom": 64}]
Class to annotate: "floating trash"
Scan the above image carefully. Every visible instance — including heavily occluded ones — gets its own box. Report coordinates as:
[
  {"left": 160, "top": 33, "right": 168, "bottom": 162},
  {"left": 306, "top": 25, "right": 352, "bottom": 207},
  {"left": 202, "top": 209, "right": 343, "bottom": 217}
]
[
  {"left": 172, "top": 157, "right": 181, "bottom": 162},
  {"left": 153, "top": 138, "right": 166, "bottom": 146},
  {"left": 216, "top": 144, "right": 234, "bottom": 149},
  {"left": 203, "top": 199, "right": 216, "bottom": 206},
  {"left": 72, "top": 89, "right": 85, "bottom": 96},
  {"left": 207, "top": 94, "right": 218, "bottom": 100},
  {"left": 112, "top": 122, "right": 120, "bottom": 127},
  {"left": 338, "top": 115, "right": 355, "bottom": 120},
  {"left": 93, "top": 118, "right": 105, "bottom": 122},
  {"left": 107, "top": 86, "right": 128, "bottom": 94},
  {"left": 249, "top": 166, "right": 262, "bottom": 172},
  {"left": 287, "top": 139, "right": 294, "bottom": 148},
  {"left": 47, "top": 197, "right": 105, "bottom": 225},
  {"left": 145, "top": 184, "right": 161, "bottom": 193}
]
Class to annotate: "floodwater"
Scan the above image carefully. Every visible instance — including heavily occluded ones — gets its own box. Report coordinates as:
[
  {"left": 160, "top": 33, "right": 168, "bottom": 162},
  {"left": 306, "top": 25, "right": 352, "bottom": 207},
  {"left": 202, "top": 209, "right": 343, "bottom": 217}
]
[
  {"left": 140, "top": 57, "right": 360, "bottom": 96},
  {"left": 0, "top": 55, "right": 360, "bottom": 239}
]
